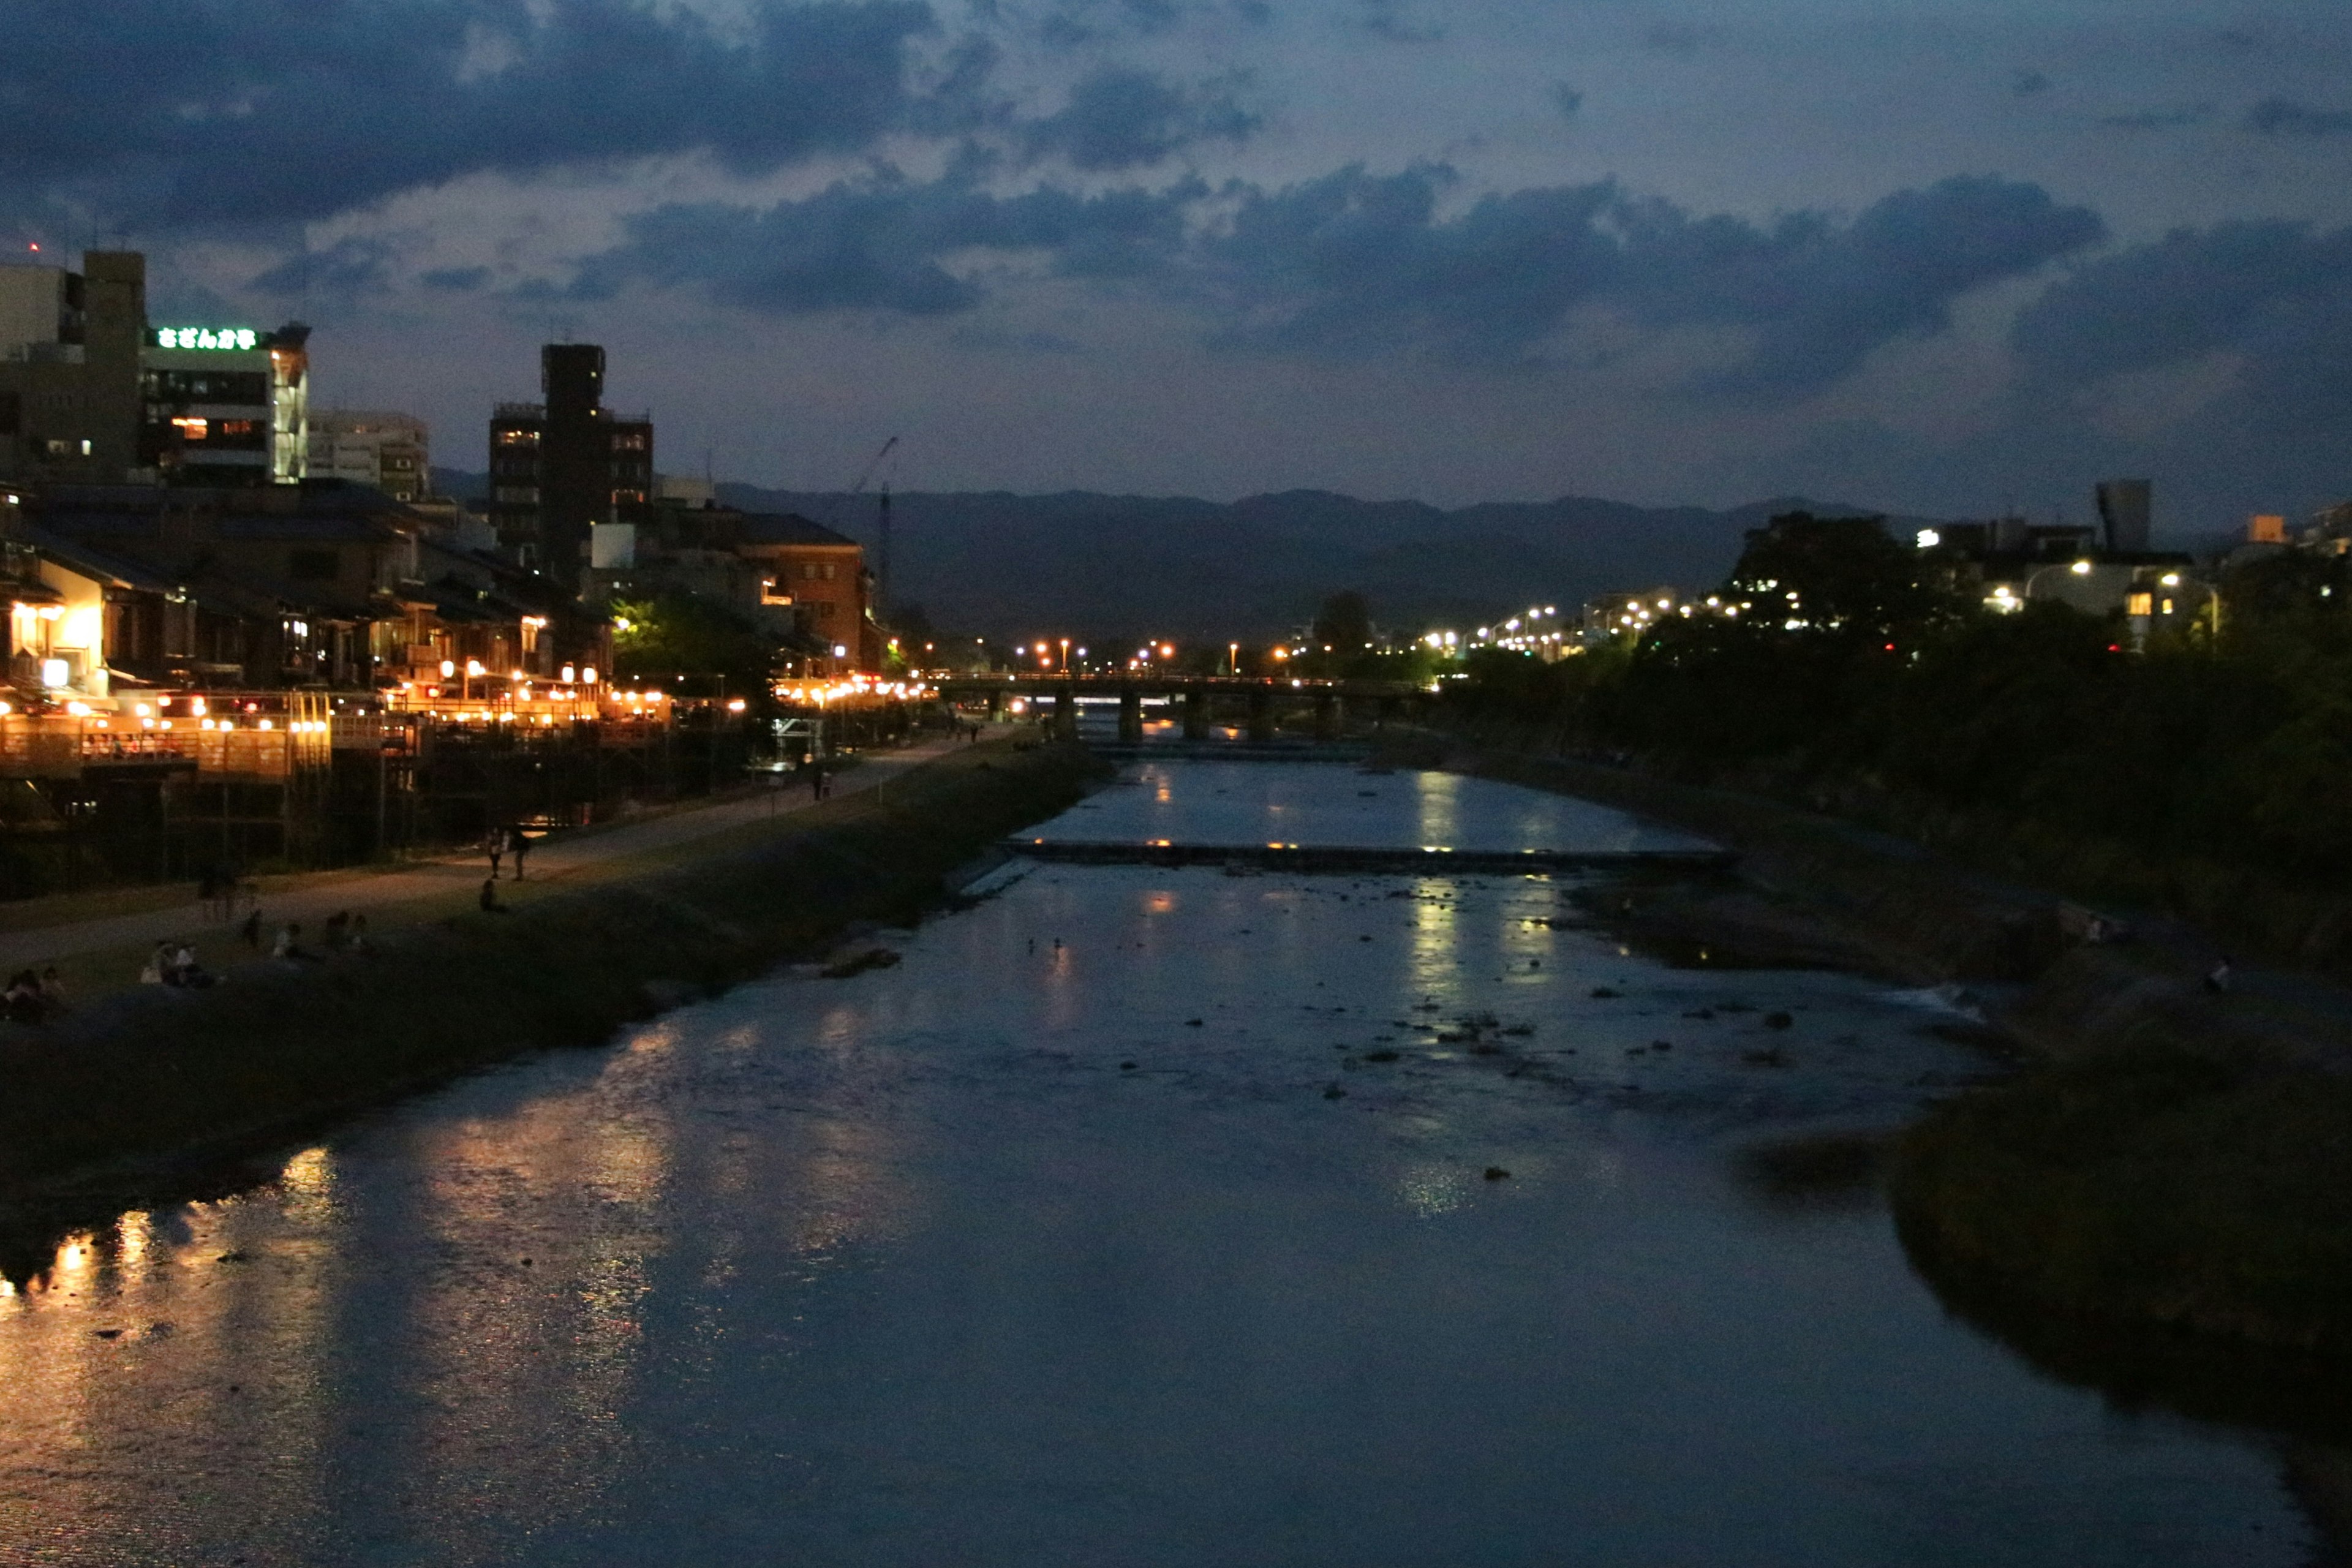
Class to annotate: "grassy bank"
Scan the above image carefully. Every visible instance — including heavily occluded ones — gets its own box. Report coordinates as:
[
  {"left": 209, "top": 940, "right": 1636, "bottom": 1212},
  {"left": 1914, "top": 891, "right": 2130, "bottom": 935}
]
[
  {"left": 1410, "top": 728, "right": 2352, "bottom": 1362},
  {"left": 0, "top": 739, "right": 1104, "bottom": 1191},
  {"left": 1892, "top": 1047, "right": 2352, "bottom": 1360}
]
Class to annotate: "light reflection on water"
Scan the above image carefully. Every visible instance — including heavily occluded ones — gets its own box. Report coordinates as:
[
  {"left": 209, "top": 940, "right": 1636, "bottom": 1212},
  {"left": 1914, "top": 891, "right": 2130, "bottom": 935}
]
[{"left": 0, "top": 766, "right": 2323, "bottom": 1566}]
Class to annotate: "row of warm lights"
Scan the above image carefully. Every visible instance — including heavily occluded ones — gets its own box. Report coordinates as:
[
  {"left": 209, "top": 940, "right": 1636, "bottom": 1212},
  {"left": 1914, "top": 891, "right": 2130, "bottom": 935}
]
[{"left": 1423, "top": 605, "right": 1563, "bottom": 652}]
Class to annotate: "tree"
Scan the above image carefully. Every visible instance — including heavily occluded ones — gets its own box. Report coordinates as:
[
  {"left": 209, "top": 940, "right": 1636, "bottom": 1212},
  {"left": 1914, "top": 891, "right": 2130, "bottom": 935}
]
[
  {"left": 1724, "top": 512, "right": 1966, "bottom": 648},
  {"left": 609, "top": 590, "right": 778, "bottom": 701}
]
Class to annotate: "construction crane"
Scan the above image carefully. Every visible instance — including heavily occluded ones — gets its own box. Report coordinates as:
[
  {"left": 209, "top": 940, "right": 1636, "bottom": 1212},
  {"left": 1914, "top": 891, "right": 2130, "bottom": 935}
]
[{"left": 816, "top": 435, "right": 900, "bottom": 617}]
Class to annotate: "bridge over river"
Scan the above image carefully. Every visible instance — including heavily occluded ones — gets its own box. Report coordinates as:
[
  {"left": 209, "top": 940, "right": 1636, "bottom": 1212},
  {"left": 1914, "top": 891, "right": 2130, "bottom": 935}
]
[{"left": 930, "top": 672, "right": 1432, "bottom": 743}]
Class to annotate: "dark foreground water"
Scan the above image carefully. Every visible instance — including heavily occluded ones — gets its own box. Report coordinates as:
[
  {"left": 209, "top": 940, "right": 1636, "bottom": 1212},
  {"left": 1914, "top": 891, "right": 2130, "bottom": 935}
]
[{"left": 0, "top": 763, "right": 2323, "bottom": 1564}]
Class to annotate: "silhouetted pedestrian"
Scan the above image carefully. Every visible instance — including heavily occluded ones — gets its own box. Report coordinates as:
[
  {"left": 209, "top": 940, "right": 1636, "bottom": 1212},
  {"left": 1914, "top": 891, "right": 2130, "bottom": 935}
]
[
  {"left": 239, "top": 908, "right": 263, "bottom": 950},
  {"left": 485, "top": 828, "right": 505, "bottom": 881},
  {"left": 480, "top": 877, "right": 506, "bottom": 914},
  {"left": 510, "top": 826, "right": 530, "bottom": 881}
]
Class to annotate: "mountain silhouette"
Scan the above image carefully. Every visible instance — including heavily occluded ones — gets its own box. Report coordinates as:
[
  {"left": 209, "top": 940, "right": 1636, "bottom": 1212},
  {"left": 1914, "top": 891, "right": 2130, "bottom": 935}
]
[{"left": 434, "top": 469, "right": 1890, "bottom": 639}]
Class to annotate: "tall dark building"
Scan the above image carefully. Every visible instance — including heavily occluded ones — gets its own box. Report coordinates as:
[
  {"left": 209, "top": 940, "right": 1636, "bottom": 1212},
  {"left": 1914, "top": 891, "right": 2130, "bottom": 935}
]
[{"left": 486, "top": 344, "right": 652, "bottom": 594}]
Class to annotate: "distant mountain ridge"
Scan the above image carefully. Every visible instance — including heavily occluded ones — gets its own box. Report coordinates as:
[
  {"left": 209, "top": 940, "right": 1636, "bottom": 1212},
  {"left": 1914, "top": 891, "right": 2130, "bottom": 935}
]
[{"left": 432, "top": 468, "right": 1893, "bottom": 638}]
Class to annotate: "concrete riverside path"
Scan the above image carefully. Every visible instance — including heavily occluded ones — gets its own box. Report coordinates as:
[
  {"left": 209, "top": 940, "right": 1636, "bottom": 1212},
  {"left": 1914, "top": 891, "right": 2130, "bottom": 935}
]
[{"left": 0, "top": 734, "right": 971, "bottom": 986}]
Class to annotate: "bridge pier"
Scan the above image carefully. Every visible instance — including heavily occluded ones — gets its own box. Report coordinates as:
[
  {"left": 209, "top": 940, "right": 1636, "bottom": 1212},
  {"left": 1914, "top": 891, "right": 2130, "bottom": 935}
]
[
  {"left": 1246, "top": 687, "right": 1274, "bottom": 743},
  {"left": 1054, "top": 682, "right": 1076, "bottom": 741},
  {"left": 1182, "top": 688, "right": 1208, "bottom": 740},
  {"left": 1117, "top": 687, "right": 1144, "bottom": 743},
  {"left": 1313, "top": 692, "right": 1340, "bottom": 742},
  {"left": 986, "top": 688, "right": 1005, "bottom": 721}
]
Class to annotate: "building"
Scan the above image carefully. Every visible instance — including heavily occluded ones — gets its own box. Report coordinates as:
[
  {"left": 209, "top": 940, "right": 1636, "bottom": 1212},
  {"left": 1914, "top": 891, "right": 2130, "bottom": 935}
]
[
  {"left": 2094, "top": 480, "right": 2152, "bottom": 554},
  {"left": 0, "top": 252, "right": 146, "bottom": 485},
  {"left": 736, "top": 512, "right": 881, "bottom": 670},
  {"left": 586, "top": 485, "right": 877, "bottom": 672},
  {"left": 140, "top": 320, "right": 309, "bottom": 485},
  {"left": 1931, "top": 485, "right": 2206, "bottom": 639},
  {"left": 309, "top": 410, "right": 429, "bottom": 502},
  {"left": 486, "top": 345, "right": 652, "bottom": 594}
]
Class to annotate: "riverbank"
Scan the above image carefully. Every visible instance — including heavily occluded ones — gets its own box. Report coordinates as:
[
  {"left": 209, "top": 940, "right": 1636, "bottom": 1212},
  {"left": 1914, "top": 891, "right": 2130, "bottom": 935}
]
[
  {"left": 0, "top": 737, "right": 1104, "bottom": 1195},
  {"left": 1402, "top": 729, "right": 2352, "bottom": 1363}
]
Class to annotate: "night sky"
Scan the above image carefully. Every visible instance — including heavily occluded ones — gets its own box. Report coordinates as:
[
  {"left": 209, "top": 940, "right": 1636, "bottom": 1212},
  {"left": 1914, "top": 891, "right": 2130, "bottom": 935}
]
[{"left": 9, "top": 1, "right": 2351, "bottom": 527}]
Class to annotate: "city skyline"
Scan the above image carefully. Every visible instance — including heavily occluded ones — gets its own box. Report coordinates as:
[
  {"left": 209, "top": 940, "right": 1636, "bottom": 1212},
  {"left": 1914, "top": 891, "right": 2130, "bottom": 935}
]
[{"left": 6, "top": 1, "right": 2351, "bottom": 525}]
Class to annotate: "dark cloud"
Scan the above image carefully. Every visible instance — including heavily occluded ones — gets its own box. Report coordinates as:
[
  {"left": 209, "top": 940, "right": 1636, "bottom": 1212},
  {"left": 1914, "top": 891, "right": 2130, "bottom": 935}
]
[
  {"left": 562, "top": 160, "right": 2102, "bottom": 410},
  {"left": 1033, "top": 0, "right": 1185, "bottom": 47},
  {"left": 1551, "top": 84, "right": 1585, "bottom": 120},
  {"left": 568, "top": 167, "right": 1202, "bottom": 315},
  {"left": 2099, "top": 104, "right": 2214, "bottom": 130},
  {"left": 1233, "top": 0, "right": 1272, "bottom": 22},
  {"left": 2011, "top": 221, "right": 2352, "bottom": 398},
  {"left": 1, "top": 0, "right": 946, "bottom": 228},
  {"left": 2009, "top": 69, "right": 2051, "bottom": 98},
  {"left": 420, "top": 266, "right": 494, "bottom": 292},
  {"left": 1355, "top": 0, "right": 1442, "bottom": 43},
  {"left": 1954, "top": 220, "right": 2352, "bottom": 518},
  {"left": 1023, "top": 67, "right": 1260, "bottom": 170},
  {"left": 1205, "top": 167, "right": 2103, "bottom": 393},
  {"left": 248, "top": 237, "right": 401, "bottom": 300},
  {"left": 1640, "top": 21, "right": 1702, "bottom": 58},
  {"left": 2245, "top": 98, "right": 2352, "bottom": 137}
]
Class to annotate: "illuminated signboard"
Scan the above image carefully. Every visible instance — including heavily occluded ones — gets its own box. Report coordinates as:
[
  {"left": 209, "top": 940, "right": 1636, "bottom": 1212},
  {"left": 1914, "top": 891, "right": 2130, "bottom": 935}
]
[{"left": 152, "top": 327, "right": 259, "bottom": 350}]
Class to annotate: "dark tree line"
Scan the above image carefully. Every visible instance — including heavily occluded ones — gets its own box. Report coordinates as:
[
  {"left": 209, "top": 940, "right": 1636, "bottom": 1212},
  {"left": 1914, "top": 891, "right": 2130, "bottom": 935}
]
[{"left": 1448, "top": 513, "right": 2352, "bottom": 885}]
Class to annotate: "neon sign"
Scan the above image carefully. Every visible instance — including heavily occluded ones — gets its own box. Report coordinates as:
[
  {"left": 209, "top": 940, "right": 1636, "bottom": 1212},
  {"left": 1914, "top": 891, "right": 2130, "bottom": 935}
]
[{"left": 153, "top": 327, "right": 258, "bottom": 350}]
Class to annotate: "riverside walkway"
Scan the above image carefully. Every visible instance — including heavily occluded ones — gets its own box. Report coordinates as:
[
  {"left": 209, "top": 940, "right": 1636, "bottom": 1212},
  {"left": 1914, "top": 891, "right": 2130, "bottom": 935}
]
[{"left": 0, "top": 734, "right": 970, "bottom": 995}]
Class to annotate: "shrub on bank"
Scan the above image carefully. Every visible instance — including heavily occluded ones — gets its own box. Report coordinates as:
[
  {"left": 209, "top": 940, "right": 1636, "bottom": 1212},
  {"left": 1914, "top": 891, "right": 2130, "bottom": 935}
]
[{"left": 1893, "top": 1049, "right": 2352, "bottom": 1355}]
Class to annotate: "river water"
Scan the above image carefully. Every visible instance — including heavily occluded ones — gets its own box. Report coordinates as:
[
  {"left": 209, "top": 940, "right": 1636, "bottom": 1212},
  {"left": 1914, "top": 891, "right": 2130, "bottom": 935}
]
[{"left": 0, "top": 760, "right": 2323, "bottom": 1565}]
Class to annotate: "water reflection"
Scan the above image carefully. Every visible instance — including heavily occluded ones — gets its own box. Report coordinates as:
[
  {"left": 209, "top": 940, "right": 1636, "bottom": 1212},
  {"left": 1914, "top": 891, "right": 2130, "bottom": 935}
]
[{"left": 0, "top": 764, "right": 2325, "bottom": 1564}]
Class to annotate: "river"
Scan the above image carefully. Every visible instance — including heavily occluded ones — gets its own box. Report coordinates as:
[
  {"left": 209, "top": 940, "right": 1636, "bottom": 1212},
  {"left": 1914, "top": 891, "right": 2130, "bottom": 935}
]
[{"left": 0, "top": 757, "right": 2324, "bottom": 1564}]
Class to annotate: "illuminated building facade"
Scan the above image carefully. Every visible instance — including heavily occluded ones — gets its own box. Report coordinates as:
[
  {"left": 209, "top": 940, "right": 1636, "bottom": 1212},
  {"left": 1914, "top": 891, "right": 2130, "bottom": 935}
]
[{"left": 140, "top": 321, "right": 309, "bottom": 486}]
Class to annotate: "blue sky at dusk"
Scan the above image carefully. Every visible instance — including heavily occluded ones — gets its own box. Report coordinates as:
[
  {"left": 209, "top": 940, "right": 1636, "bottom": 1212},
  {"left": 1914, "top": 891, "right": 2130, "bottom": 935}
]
[{"left": 9, "top": 0, "right": 2351, "bottom": 526}]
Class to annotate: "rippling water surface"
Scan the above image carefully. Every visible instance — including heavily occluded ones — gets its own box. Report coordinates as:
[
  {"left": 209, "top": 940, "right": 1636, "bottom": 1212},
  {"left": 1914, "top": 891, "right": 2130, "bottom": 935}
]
[{"left": 0, "top": 762, "right": 2317, "bottom": 1565}]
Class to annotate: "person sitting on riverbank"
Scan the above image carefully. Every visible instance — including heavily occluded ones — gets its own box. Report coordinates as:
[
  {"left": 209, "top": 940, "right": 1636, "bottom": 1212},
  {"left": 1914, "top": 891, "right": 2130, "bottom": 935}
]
[
  {"left": 480, "top": 877, "right": 507, "bottom": 914},
  {"left": 169, "top": 943, "right": 216, "bottom": 989},
  {"left": 6, "top": 968, "right": 51, "bottom": 1022},
  {"left": 272, "top": 922, "right": 320, "bottom": 963},
  {"left": 140, "top": 941, "right": 172, "bottom": 984}
]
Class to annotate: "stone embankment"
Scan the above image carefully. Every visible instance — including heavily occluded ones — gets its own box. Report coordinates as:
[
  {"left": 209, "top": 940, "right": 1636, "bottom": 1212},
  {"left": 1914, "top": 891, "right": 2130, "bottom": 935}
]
[
  {"left": 1414, "top": 733, "right": 2352, "bottom": 1364},
  {"left": 0, "top": 740, "right": 1105, "bottom": 1191}
]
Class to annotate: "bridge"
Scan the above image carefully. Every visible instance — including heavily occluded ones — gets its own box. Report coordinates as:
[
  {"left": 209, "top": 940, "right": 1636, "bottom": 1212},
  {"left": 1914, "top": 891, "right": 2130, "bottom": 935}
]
[{"left": 925, "top": 673, "right": 1433, "bottom": 744}]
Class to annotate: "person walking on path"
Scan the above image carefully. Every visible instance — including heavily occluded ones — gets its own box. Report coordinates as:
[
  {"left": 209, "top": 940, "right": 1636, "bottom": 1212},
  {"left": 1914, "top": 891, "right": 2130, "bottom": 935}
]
[
  {"left": 808, "top": 760, "right": 826, "bottom": 802},
  {"left": 484, "top": 827, "right": 506, "bottom": 881},
  {"left": 239, "top": 908, "right": 263, "bottom": 951},
  {"left": 510, "top": 826, "right": 530, "bottom": 881}
]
